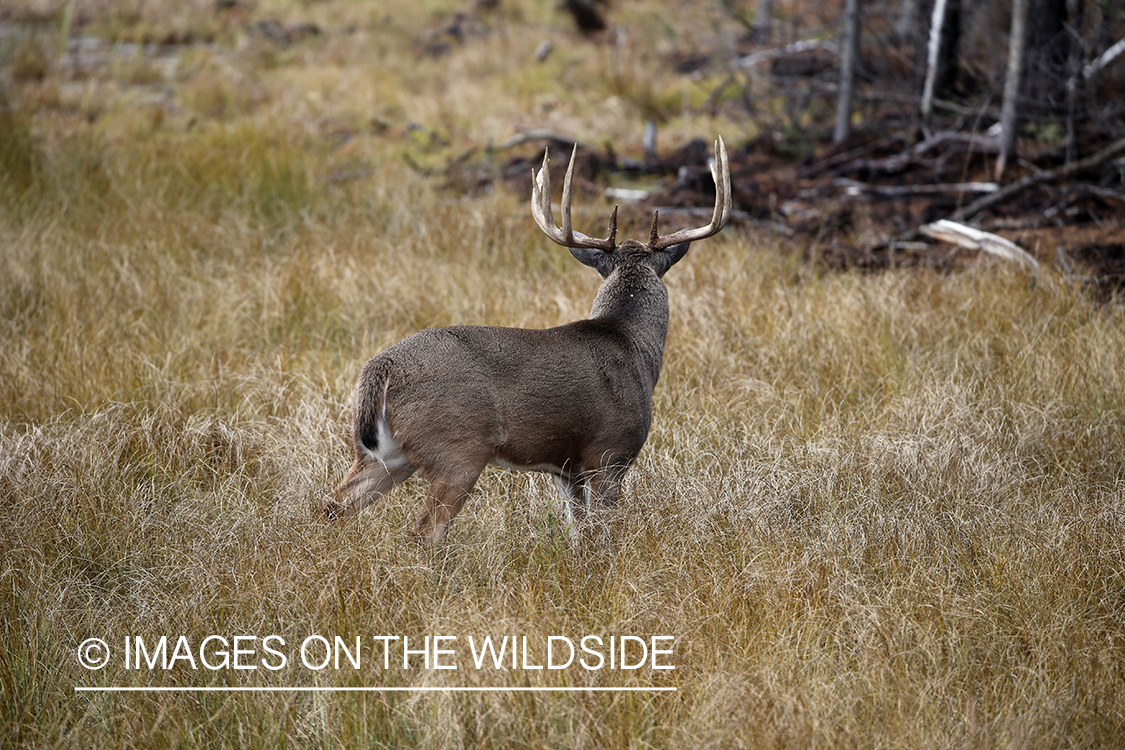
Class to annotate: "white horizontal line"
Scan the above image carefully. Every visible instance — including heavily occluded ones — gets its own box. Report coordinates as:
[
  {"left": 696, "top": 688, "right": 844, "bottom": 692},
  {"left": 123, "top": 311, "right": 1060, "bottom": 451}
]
[{"left": 76, "top": 686, "right": 677, "bottom": 693}]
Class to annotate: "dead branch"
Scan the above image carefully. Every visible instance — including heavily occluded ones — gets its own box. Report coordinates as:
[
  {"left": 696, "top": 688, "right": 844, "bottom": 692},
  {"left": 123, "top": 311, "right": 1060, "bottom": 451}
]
[
  {"left": 736, "top": 39, "right": 837, "bottom": 69},
  {"left": 1082, "top": 36, "right": 1125, "bottom": 81},
  {"left": 797, "top": 130, "right": 911, "bottom": 178},
  {"left": 951, "top": 136, "right": 1125, "bottom": 221},
  {"left": 835, "top": 131, "right": 998, "bottom": 176},
  {"left": 1069, "top": 184, "right": 1125, "bottom": 204}
]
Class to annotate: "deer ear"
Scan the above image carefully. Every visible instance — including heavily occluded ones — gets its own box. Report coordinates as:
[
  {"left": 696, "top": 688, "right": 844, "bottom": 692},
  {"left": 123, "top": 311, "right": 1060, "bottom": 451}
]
[
  {"left": 569, "top": 246, "right": 615, "bottom": 277},
  {"left": 650, "top": 242, "right": 691, "bottom": 277}
]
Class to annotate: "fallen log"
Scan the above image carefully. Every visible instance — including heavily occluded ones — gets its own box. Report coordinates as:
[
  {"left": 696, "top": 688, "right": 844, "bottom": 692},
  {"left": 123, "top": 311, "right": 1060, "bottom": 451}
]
[
  {"left": 834, "top": 178, "right": 999, "bottom": 198},
  {"left": 919, "top": 219, "right": 1039, "bottom": 269}
]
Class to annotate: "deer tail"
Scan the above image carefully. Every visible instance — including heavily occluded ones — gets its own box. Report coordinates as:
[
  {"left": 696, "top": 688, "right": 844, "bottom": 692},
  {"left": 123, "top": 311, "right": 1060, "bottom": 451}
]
[{"left": 353, "top": 359, "right": 392, "bottom": 456}]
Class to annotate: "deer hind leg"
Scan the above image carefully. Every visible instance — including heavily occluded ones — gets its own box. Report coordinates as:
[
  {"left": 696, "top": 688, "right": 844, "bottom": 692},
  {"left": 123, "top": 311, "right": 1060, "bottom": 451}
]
[
  {"left": 584, "top": 459, "right": 633, "bottom": 509},
  {"left": 323, "top": 457, "right": 415, "bottom": 519},
  {"left": 413, "top": 457, "right": 490, "bottom": 547}
]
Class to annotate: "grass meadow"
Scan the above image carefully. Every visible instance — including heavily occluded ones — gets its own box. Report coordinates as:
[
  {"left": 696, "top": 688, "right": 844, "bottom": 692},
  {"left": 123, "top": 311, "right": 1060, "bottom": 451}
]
[{"left": 2, "top": 0, "right": 1124, "bottom": 747}]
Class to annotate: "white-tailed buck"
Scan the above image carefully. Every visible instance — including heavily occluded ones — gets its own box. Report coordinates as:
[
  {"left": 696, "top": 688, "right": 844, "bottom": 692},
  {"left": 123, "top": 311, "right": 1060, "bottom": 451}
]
[{"left": 325, "top": 137, "right": 731, "bottom": 545}]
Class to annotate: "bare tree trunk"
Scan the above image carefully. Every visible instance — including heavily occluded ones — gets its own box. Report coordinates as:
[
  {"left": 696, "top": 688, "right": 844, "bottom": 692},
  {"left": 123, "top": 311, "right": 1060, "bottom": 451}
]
[
  {"left": 996, "top": 0, "right": 1029, "bottom": 181},
  {"left": 920, "top": 0, "right": 961, "bottom": 126},
  {"left": 1064, "top": 0, "right": 1084, "bottom": 164},
  {"left": 756, "top": 0, "right": 773, "bottom": 41},
  {"left": 920, "top": 0, "right": 947, "bottom": 126},
  {"left": 834, "top": 0, "right": 861, "bottom": 144}
]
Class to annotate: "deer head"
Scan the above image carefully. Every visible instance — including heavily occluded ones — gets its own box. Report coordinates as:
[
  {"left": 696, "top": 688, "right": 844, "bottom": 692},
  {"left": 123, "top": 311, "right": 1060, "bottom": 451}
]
[{"left": 325, "top": 137, "right": 731, "bottom": 546}]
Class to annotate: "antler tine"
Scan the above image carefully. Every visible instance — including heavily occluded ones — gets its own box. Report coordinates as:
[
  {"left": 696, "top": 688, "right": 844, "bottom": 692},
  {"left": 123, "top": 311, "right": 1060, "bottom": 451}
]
[
  {"left": 559, "top": 144, "right": 576, "bottom": 240},
  {"left": 531, "top": 149, "right": 559, "bottom": 241},
  {"left": 648, "top": 136, "right": 732, "bottom": 250},
  {"left": 531, "top": 145, "right": 617, "bottom": 252}
]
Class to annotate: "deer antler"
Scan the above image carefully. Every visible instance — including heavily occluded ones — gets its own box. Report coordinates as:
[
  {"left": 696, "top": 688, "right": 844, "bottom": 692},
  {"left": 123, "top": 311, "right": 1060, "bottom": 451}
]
[
  {"left": 533, "top": 137, "right": 731, "bottom": 253},
  {"left": 532, "top": 145, "right": 618, "bottom": 252},
  {"left": 647, "top": 136, "right": 732, "bottom": 250}
]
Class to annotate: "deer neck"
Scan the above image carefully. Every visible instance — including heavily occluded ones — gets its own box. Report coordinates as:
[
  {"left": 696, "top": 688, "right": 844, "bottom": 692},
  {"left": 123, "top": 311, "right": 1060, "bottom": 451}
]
[{"left": 588, "top": 265, "right": 670, "bottom": 390}]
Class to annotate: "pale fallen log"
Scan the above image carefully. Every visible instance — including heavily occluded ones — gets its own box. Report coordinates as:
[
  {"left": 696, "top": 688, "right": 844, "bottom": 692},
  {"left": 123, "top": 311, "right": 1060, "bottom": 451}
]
[
  {"left": 919, "top": 219, "right": 1039, "bottom": 269},
  {"left": 834, "top": 178, "right": 999, "bottom": 197}
]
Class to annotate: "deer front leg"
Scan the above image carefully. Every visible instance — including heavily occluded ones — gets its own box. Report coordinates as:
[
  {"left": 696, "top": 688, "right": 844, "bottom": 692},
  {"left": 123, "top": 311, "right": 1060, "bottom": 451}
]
[
  {"left": 553, "top": 472, "right": 589, "bottom": 537},
  {"left": 324, "top": 457, "right": 415, "bottom": 519}
]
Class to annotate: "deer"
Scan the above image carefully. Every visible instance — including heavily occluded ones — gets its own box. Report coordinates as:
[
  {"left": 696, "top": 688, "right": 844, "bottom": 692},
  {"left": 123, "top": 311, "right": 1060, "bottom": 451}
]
[{"left": 324, "top": 137, "right": 731, "bottom": 546}]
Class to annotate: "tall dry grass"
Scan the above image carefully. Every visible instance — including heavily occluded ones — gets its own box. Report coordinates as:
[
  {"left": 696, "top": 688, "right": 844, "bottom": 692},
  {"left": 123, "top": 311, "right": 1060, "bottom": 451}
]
[{"left": 3, "top": 0, "right": 1125, "bottom": 747}]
